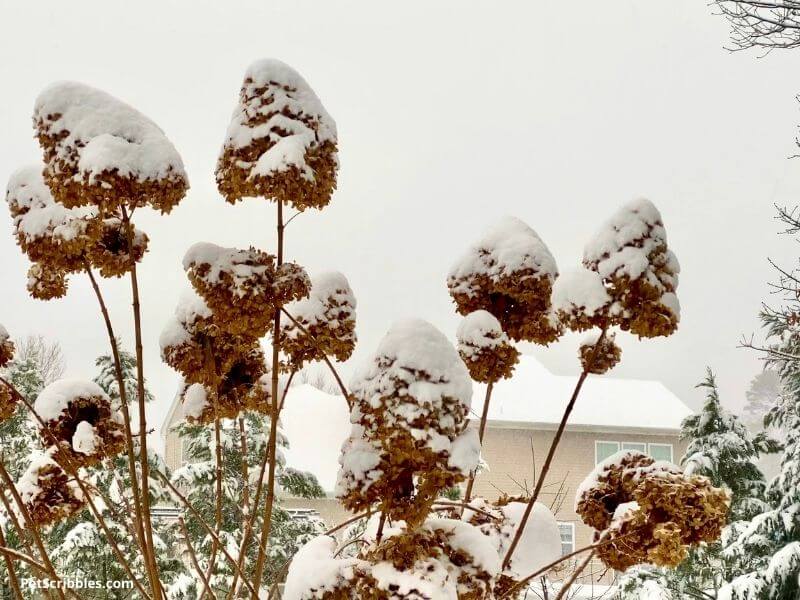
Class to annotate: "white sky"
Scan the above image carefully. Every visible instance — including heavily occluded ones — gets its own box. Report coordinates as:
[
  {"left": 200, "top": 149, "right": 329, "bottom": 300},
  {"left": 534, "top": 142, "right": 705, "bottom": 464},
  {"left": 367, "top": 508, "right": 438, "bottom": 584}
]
[{"left": 2, "top": 0, "right": 800, "bottom": 456}]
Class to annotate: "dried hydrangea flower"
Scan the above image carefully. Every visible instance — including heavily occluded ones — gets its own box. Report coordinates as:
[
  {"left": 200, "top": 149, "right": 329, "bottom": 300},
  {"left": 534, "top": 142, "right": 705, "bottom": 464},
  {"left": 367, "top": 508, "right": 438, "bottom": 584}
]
[
  {"left": 34, "top": 81, "right": 188, "bottom": 214},
  {"left": 456, "top": 310, "right": 519, "bottom": 383},
  {"left": 217, "top": 59, "right": 338, "bottom": 211},
  {"left": 6, "top": 166, "right": 100, "bottom": 273},
  {"left": 183, "top": 242, "right": 310, "bottom": 338},
  {"left": 579, "top": 331, "right": 622, "bottom": 375},
  {"left": 33, "top": 379, "right": 125, "bottom": 468},
  {"left": 575, "top": 450, "right": 729, "bottom": 571},
  {"left": 87, "top": 218, "right": 149, "bottom": 278},
  {"left": 336, "top": 320, "right": 479, "bottom": 526},
  {"left": 282, "top": 271, "right": 357, "bottom": 368},
  {"left": 0, "top": 324, "right": 14, "bottom": 368},
  {"left": 27, "top": 262, "right": 68, "bottom": 300},
  {"left": 0, "top": 386, "right": 18, "bottom": 423},
  {"left": 583, "top": 199, "right": 680, "bottom": 338},
  {"left": 448, "top": 216, "right": 561, "bottom": 344},
  {"left": 551, "top": 267, "right": 612, "bottom": 332},
  {"left": 16, "top": 449, "right": 85, "bottom": 527}
]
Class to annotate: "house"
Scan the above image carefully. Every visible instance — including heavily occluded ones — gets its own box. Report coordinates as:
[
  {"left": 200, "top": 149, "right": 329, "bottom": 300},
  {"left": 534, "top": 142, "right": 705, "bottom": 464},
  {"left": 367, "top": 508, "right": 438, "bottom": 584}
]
[{"left": 161, "top": 355, "right": 692, "bottom": 589}]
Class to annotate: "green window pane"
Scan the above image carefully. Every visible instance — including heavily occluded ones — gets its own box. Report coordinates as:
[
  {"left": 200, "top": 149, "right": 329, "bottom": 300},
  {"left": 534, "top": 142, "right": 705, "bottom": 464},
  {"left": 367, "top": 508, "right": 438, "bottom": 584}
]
[
  {"left": 622, "top": 442, "right": 646, "bottom": 453},
  {"left": 649, "top": 444, "right": 673, "bottom": 462},
  {"left": 595, "top": 441, "right": 620, "bottom": 464}
]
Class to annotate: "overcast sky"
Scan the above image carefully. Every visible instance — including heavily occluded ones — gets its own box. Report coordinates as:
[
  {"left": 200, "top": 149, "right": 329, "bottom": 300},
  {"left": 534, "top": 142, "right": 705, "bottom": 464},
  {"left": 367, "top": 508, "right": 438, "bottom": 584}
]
[{"left": 3, "top": 0, "right": 800, "bottom": 456}]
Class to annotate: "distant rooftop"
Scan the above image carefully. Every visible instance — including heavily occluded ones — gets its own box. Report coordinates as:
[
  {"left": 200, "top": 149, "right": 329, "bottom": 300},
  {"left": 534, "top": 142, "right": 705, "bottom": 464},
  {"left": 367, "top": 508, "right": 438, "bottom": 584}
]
[{"left": 471, "top": 355, "right": 692, "bottom": 432}]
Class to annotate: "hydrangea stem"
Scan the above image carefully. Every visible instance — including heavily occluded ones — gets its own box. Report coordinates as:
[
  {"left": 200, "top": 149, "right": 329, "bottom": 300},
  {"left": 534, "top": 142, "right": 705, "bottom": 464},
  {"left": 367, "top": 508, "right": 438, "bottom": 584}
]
[{"left": 462, "top": 381, "right": 494, "bottom": 510}]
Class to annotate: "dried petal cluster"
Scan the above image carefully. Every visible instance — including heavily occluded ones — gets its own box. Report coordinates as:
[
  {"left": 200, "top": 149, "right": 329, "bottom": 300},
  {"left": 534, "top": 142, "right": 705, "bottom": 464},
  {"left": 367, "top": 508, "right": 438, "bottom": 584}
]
[
  {"left": 575, "top": 450, "right": 729, "bottom": 571},
  {"left": 33, "top": 379, "right": 125, "bottom": 468},
  {"left": 216, "top": 59, "right": 339, "bottom": 211},
  {"left": 34, "top": 81, "right": 188, "bottom": 214},
  {"left": 456, "top": 310, "right": 519, "bottom": 383},
  {"left": 0, "top": 324, "right": 14, "bottom": 368},
  {"left": 336, "top": 320, "right": 479, "bottom": 526},
  {"left": 578, "top": 331, "right": 622, "bottom": 375},
  {"left": 17, "top": 450, "right": 85, "bottom": 527},
  {"left": 89, "top": 218, "right": 149, "bottom": 278},
  {"left": 283, "top": 518, "right": 501, "bottom": 600},
  {"left": 183, "top": 242, "right": 309, "bottom": 338},
  {"left": 582, "top": 199, "right": 680, "bottom": 338},
  {"left": 0, "top": 325, "right": 18, "bottom": 422},
  {"left": 282, "top": 271, "right": 357, "bottom": 368},
  {"left": 448, "top": 217, "right": 560, "bottom": 344}
]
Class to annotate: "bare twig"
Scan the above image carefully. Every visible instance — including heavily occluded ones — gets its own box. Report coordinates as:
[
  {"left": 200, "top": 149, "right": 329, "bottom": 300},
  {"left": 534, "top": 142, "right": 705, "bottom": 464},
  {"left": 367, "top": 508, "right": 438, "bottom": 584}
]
[{"left": 179, "top": 517, "right": 215, "bottom": 598}]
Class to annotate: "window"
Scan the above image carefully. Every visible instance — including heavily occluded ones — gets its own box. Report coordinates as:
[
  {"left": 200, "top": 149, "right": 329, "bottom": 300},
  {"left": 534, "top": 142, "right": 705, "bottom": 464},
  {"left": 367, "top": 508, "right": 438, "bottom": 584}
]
[
  {"left": 595, "top": 441, "right": 620, "bottom": 464},
  {"left": 622, "top": 442, "right": 646, "bottom": 453},
  {"left": 648, "top": 443, "right": 673, "bottom": 462},
  {"left": 558, "top": 522, "right": 575, "bottom": 555}
]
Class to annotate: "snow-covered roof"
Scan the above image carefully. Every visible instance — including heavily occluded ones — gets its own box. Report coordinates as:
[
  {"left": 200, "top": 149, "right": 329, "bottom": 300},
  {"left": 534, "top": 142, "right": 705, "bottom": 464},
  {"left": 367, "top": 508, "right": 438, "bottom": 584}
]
[{"left": 472, "top": 355, "right": 692, "bottom": 432}]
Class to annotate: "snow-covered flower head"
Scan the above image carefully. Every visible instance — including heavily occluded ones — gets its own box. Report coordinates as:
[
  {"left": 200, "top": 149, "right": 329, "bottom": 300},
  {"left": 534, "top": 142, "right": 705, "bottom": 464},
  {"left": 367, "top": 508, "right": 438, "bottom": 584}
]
[
  {"left": 551, "top": 267, "right": 612, "bottom": 332},
  {"left": 216, "top": 59, "right": 339, "bottom": 211},
  {"left": 33, "top": 379, "right": 125, "bottom": 468},
  {"left": 448, "top": 216, "right": 561, "bottom": 344},
  {"left": 337, "top": 319, "right": 478, "bottom": 525},
  {"left": 16, "top": 449, "right": 85, "bottom": 527},
  {"left": 282, "top": 271, "right": 357, "bottom": 368},
  {"left": 87, "top": 217, "right": 149, "bottom": 278},
  {"left": 578, "top": 331, "right": 621, "bottom": 375},
  {"left": 0, "top": 324, "right": 14, "bottom": 369},
  {"left": 456, "top": 310, "right": 519, "bottom": 383},
  {"left": 575, "top": 450, "right": 728, "bottom": 571},
  {"left": 6, "top": 166, "right": 100, "bottom": 274},
  {"left": 34, "top": 81, "right": 188, "bottom": 214},
  {"left": 183, "top": 242, "right": 310, "bottom": 338},
  {"left": 583, "top": 199, "right": 680, "bottom": 338},
  {"left": 26, "top": 262, "right": 68, "bottom": 300}
]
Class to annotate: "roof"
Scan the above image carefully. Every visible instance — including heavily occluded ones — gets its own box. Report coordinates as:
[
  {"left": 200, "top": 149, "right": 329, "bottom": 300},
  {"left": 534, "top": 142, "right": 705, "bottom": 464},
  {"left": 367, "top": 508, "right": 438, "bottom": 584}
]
[{"left": 471, "top": 355, "right": 693, "bottom": 432}]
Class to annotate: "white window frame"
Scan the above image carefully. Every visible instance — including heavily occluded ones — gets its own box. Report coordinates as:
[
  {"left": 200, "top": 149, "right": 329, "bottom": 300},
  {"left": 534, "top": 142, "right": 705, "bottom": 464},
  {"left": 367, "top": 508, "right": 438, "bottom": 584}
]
[
  {"left": 622, "top": 442, "right": 647, "bottom": 453},
  {"left": 557, "top": 522, "right": 575, "bottom": 555},
  {"left": 595, "top": 440, "right": 621, "bottom": 464},
  {"left": 648, "top": 443, "right": 674, "bottom": 462}
]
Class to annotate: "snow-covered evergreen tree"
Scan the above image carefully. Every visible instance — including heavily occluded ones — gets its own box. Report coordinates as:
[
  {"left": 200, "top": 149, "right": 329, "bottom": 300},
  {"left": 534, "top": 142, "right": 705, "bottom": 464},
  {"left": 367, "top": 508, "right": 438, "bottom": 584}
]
[
  {"left": 172, "top": 409, "right": 324, "bottom": 594},
  {"left": 613, "top": 370, "right": 775, "bottom": 599}
]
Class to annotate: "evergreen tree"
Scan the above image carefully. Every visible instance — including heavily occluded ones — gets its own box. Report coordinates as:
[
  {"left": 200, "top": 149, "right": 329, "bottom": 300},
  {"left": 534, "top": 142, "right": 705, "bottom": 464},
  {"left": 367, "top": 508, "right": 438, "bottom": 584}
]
[
  {"left": 613, "top": 370, "right": 775, "bottom": 599},
  {"left": 172, "top": 410, "right": 324, "bottom": 595}
]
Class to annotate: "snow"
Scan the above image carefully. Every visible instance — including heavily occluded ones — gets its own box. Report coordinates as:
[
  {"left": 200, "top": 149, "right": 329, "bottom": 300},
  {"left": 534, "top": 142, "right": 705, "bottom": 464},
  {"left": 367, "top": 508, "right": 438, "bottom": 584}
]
[
  {"left": 551, "top": 267, "right": 611, "bottom": 316},
  {"left": 447, "top": 427, "right": 480, "bottom": 473},
  {"left": 0, "top": 324, "right": 8, "bottom": 343},
  {"left": 471, "top": 355, "right": 693, "bottom": 431},
  {"left": 283, "top": 271, "right": 356, "bottom": 338},
  {"left": 34, "top": 378, "right": 110, "bottom": 422},
  {"left": 334, "top": 425, "right": 383, "bottom": 498},
  {"left": 500, "top": 500, "right": 562, "bottom": 579},
  {"left": 223, "top": 58, "right": 337, "bottom": 181},
  {"left": 6, "top": 165, "right": 97, "bottom": 241},
  {"left": 34, "top": 81, "right": 186, "bottom": 183},
  {"left": 427, "top": 518, "right": 501, "bottom": 575},
  {"left": 456, "top": 310, "right": 508, "bottom": 358},
  {"left": 159, "top": 289, "right": 211, "bottom": 352},
  {"left": 71, "top": 421, "right": 99, "bottom": 455},
  {"left": 182, "top": 383, "right": 209, "bottom": 420},
  {"left": 448, "top": 216, "right": 558, "bottom": 295},
  {"left": 283, "top": 535, "right": 356, "bottom": 600},
  {"left": 16, "top": 449, "right": 83, "bottom": 505},
  {"left": 183, "top": 242, "right": 285, "bottom": 298}
]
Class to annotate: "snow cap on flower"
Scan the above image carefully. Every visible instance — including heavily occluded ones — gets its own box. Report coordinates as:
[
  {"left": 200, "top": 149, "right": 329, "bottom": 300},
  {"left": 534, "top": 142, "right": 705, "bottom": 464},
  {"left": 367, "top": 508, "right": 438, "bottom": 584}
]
[
  {"left": 34, "top": 81, "right": 188, "bottom": 213},
  {"left": 34, "top": 379, "right": 125, "bottom": 467},
  {"left": 216, "top": 59, "right": 339, "bottom": 211},
  {"left": 16, "top": 449, "right": 85, "bottom": 527},
  {"left": 338, "top": 319, "right": 476, "bottom": 525},
  {"left": 456, "top": 310, "right": 520, "bottom": 383},
  {"left": 551, "top": 267, "right": 612, "bottom": 332},
  {"left": 448, "top": 216, "right": 561, "bottom": 344},
  {"left": 282, "top": 271, "right": 357, "bottom": 368},
  {"left": 583, "top": 199, "right": 680, "bottom": 338},
  {"left": 0, "top": 324, "right": 14, "bottom": 368},
  {"left": 183, "top": 242, "right": 310, "bottom": 338}
]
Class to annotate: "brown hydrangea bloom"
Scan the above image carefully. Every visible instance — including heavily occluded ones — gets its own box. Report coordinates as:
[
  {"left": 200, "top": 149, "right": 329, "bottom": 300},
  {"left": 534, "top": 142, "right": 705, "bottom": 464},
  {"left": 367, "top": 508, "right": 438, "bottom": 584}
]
[
  {"left": 282, "top": 271, "right": 357, "bottom": 368},
  {"left": 6, "top": 166, "right": 100, "bottom": 273},
  {"left": 583, "top": 199, "right": 680, "bottom": 338},
  {"left": 0, "top": 325, "right": 14, "bottom": 368},
  {"left": 336, "top": 320, "right": 479, "bottom": 527},
  {"left": 448, "top": 217, "right": 561, "bottom": 344},
  {"left": 575, "top": 450, "right": 729, "bottom": 571},
  {"left": 87, "top": 218, "right": 149, "bottom": 278},
  {"left": 33, "top": 379, "right": 125, "bottom": 468},
  {"left": 456, "top": 310, "right": 519, "bottom": 383},
  {"left": 551, "top": 267, "right": 612, "bottom": 333},
  {"left": 183, "top": 242, "right": 310, "bottom": 338},
  {"left": 579, "top": 332, "right": 622, "bottom": 375},
  {"left": 216, "top": 59, "right": 338, "bottom": 211},
  {"left": 17, "top": 450, "right": 85, "bottom": 527},
  {"left": 27, "top": 263, "right": 68, "bottom": 300},
  {"left": 0, "top": 385, "right": 18, "bottom": 422},
  {"left": 33, "top": 82, "right": 188, "bottom": 214}
]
